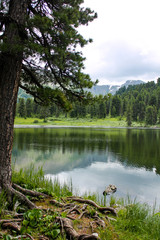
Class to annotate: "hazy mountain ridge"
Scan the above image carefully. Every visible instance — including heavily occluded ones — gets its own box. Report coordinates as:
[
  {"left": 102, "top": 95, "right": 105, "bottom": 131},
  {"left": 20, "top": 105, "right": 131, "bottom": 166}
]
[
  {"left": 89, "top": 80, "right": 145, "bottom": 95},
  {"left": 18, "top": 80, "right": 145, "bottom": 99},
  {"left": 18, "top": 88, "right": 32, "bottom": 99}
]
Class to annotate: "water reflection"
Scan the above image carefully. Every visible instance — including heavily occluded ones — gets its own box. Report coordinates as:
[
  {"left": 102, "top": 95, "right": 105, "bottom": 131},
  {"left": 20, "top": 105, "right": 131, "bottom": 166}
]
[
  {"left": 12, "top": 128, "right": 160, "bottom": 205},
  {"left": 46, "top": 161, "right": 160, "bottom": 205}
]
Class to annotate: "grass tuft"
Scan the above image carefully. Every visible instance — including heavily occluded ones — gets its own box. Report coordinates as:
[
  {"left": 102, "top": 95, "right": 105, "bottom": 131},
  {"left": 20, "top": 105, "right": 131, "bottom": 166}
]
[{"left": 12, "top": 164, "right": 73, "bottom": 198}]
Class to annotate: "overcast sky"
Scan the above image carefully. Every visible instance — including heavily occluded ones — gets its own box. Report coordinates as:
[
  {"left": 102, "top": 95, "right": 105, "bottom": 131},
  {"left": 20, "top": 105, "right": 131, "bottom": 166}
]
[{"left": 79, "top": 0, "right": 160, "bottom": 85}]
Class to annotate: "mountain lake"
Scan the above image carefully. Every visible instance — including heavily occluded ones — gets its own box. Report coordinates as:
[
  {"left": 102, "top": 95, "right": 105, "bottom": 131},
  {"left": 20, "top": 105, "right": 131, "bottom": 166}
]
[{"left": 12, "top": 127, "right": 160, "bottom": 206}]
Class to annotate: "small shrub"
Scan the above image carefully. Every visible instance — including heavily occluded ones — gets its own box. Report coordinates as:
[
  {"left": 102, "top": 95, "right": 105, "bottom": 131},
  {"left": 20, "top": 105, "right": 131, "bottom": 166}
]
[{"left": 33, "top": 120, "right": 39, "bottom": 123}]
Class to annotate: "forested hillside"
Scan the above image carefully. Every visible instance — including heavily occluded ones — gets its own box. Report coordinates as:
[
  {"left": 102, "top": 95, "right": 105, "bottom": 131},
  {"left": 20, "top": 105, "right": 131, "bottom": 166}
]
[{"left": 16, "top": 79, "right": 160, "bottom": 126}]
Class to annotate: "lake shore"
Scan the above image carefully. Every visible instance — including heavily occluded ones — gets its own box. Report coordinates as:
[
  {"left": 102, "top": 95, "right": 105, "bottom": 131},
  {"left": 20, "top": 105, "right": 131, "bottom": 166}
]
[
  {"left": 1, "top": 167, "right": 159, "bottom": 240},
  {"left": 14, "top": 124, "right": 160, "bottom": 130}
]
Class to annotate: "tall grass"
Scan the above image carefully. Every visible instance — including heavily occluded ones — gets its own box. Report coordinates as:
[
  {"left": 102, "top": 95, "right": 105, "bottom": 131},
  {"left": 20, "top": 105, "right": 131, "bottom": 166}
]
[
  {"left": 110, "top": 198, "right": 160, "bottom": 240},
  {"left": 12, "top": 164, "right": 73, "bottom": 198}
]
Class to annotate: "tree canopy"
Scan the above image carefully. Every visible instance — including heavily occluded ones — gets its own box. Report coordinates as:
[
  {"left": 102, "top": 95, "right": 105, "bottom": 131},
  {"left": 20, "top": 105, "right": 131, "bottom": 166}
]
[{"left": 0, "top": 0, "right": 97, "bottom": 109}]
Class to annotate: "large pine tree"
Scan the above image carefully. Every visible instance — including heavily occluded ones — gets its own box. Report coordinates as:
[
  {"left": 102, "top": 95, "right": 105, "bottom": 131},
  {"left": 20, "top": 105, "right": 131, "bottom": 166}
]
[{"left": 0, "top": 0, "right": 96, "bottom": 207}]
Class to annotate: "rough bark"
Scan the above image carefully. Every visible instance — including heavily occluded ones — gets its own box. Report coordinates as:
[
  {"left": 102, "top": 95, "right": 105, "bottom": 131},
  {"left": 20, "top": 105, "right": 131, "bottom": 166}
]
[{"left": 0, "top": 0, "right": 28, "bottom": 192}]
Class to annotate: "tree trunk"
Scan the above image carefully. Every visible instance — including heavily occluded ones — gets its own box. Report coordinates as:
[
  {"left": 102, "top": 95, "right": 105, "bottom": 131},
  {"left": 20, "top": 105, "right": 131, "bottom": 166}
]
[{"left": 0, "top": 0, "right": 28, "bottom": 191}]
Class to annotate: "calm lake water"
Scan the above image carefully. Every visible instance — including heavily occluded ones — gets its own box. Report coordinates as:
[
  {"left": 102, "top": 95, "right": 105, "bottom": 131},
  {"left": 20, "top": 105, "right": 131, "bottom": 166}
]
[{"left": 12, "top": 127, "right": 160, "bottom": 206}]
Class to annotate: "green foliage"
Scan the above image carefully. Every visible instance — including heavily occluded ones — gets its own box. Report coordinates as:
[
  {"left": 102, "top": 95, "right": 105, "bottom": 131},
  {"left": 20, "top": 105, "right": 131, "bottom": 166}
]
[
  {"left": 145, "top": 106, "right": 157, "bottom": 125},
  {"left": 111, "top": 95, "right": 122, "bottom": 117},
  {"left": 126, "top": 105, "right": 132, "bottom": 126},
  {"left": 16, "top": 78, "right": 160, "bottom": 126},
  {"left": 26, "top": 98, "right": 33, "bottom": 117},
  {"left": 22, "top": 209, "right": 43, "bottom": 229},
  {"left": 33, "top": 120, "right": 39, "bottom": 123},
  {"left": 18, "top": 98, "right": 26, "bottom": 118},
  {"left": 98, "top": 102, "right": 106, "bottom": 118},
  {"left": 21, "top": 209, "right": 60, "bottom": 239},
  {"left": 1, "top": 234, "right": 13, "bottom": 240},
  {"left": 158, "top": 109, "right": 160, "bottom": 123}
]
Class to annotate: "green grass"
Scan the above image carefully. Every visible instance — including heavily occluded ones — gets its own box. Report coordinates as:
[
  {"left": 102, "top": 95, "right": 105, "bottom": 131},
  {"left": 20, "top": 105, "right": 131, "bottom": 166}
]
[
  {"left": 98, "top": 195, "right": 160, "bottom": 240},
  {"left": 15, "top": 117, "right": 47, "bottom": 125},
  {"left": 12, "top": 164, "right": 73, "bottom": 198},
  {"left": 112, "top": 202, "right": 160, "bottom": 240},
  {"left": 14, "top": 116, "right": 148, "bottom": 128}
]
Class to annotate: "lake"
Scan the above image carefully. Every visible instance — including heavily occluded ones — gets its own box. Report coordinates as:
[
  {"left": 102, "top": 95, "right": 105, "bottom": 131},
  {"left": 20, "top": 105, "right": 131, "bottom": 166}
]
[{"left": 12, "top": 127, "right": 160, "bottom": 206}]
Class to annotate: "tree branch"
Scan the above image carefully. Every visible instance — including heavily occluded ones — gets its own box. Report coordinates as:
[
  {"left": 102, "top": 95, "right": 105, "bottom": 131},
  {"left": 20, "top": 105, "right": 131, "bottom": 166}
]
[
  {"left": 19, "top": 83, "right": 44, "bottom": 103},
  {"left": 22, "top": 64, "right": 43, "bottom": 88}
]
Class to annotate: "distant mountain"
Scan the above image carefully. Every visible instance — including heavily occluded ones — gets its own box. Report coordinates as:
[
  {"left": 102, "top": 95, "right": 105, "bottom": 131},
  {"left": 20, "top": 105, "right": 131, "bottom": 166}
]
[
  {"left": 89, "top": 80, "right": 145, "bottom": 96},
  {"left": 18, "top": 80, "right": 145, "bottom": 99},
  {"left": 18, "top": 88, "right": 32, "bottom": 99},
  {"left": 121, "top": 80, "right": 144, "bottom": 88}
]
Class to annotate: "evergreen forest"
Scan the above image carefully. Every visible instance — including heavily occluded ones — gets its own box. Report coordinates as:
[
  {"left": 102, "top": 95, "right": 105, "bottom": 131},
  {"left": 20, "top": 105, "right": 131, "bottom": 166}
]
[{"left": 16, "top": 78, "right": 160, "bottom": 126}]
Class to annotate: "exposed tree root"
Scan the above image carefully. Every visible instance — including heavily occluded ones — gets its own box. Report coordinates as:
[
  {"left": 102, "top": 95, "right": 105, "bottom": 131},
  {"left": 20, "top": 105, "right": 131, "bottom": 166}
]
[
  {"left": 67, "top": 196, "right": 117, "bottom": 216},
  {"left": 9, "top": 234, "right": 34, "bottom": 240},
  {"left": 2, "top": 222, "right": 21, "bottom": 233},
  {"left": 1, "top": 187, "right": 118, "bottom": 239},
  {"left": 4, "top": 182, "right": 50, "bottom": 210},
  {"left": 93, "top": 217, "right": 105, "bottom": 228},
  {"left": 66, "top": 205, "right": 81, "bottom": 215},
  {"left": 56, "top": 217, "right": 100, "bottom": 240},
  {"left": 5, "top": 185, "right": 37, "bottom": 209},
  {"left": 12, "top": 183, "right": 49, "bottom": 198},
  {"left": 78, "top": 210, "right": 88, "bottom": 219},
  {"left": 49, "top": 199, "right": 64, "bottom": 207},
  {"left": 0, "top": 219, "right": 22, "bottom": 224}
]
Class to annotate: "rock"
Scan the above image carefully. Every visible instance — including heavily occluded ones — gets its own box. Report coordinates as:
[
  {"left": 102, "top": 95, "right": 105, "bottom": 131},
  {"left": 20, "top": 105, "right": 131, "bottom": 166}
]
[
  {"left": 92, "top": 233, "right": 99, "bottom": 237},
  {"left": 103, "top": 184, "right": 117, "bottom": 195}
]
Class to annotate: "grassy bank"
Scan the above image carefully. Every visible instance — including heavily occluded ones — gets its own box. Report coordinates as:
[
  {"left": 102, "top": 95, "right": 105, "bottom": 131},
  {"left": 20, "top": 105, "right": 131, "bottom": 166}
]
[
  {"left": 0, "top": 166, "right": 160, "bottom": 239},
  {"left": 14, "top": 116, "right": 149, "bottom": 128}
]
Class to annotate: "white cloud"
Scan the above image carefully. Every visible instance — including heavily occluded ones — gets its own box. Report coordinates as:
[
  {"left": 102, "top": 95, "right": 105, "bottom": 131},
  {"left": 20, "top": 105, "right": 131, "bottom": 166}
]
[{"left": 79, "top": 0, "right": 160, "bottom": 84}]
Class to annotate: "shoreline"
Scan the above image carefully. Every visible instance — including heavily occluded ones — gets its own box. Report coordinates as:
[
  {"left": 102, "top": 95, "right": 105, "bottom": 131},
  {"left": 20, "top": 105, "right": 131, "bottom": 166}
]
[{"left": 14, "top": 124, "right": 160, "bottom": 130}]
